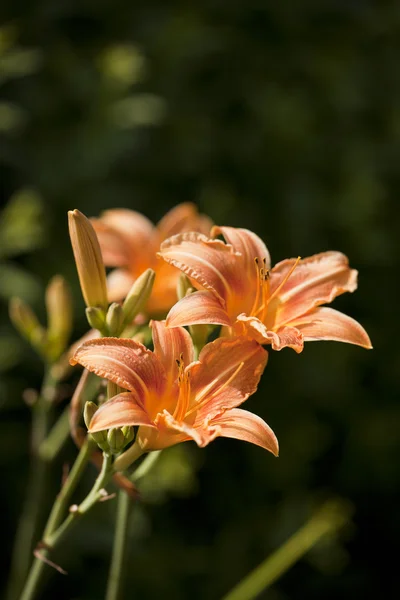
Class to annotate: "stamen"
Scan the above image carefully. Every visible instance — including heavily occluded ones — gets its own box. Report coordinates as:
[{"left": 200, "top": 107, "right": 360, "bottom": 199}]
[
  {"left": 250, "top": 256, "right": 270, "bottom": 320},
  {"left": 268, "top": 256, "right": 301, "bottom": 303},
  {"left": 173, "top": 355, "right": 191, "bottom": 421}
]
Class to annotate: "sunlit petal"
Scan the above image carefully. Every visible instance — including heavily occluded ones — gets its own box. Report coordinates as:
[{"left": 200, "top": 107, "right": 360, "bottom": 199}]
[
  {"left": 107, "top": 269, "right": 135, "bottom": 302},
  {"left": 211, "top": 408, "right": 279, "bottom": 455},
  {"left": 154, "top": 410, "right": 213, "bottom": 448},
  {"left": 270, "top": 251, "right": 358, "bottom": 326},
  {"left": 212, "top": 226, "right": 271, "bottom": 270},
  {"left": 190, "top": 337, "right": 268, "bottom": 419},
  {"left": 236, "top": 314, "right": 304, "bottom": 353},
  {"left": 151, "top": 320, "right": 194, "bottom": 377},
  {"left": 89, "top": 392, "right": 156, "bottom": 432},
  {"left": 166, "top": 291, "right": 231, "bottom": 328},
  {"left": 159, "top": 232, "right": 240, "bottom": 304},
  {"left": 70, "top": 337, "right": 166, "bottom": 397},
  {"left": 292, "top": 306, "right": 372, "bottom": 348},
  {"left": 156, "top": 202, "right": 212, "bottom": 240}
]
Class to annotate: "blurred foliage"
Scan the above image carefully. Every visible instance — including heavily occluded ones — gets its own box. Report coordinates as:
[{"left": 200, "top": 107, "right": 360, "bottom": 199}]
[{"left": 0, "top": 1, "right": 398, "bottom": 599}]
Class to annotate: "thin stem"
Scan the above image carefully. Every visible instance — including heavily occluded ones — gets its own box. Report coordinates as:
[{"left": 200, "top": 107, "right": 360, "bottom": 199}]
[
  {"left": 39, "top": 405, "right": 71, "bottom": 462},
  {"left": 130, "top": 450, "right": 162, "bottom": 483},
  {"left": 6, "top": 369, "right": 56, "bottom": 600},
  {"left": 20, "top": 451, "right": 113, "bottom": 600},
  {"left": 105, "top": 490, "right": 131, "bottom": 600},
  {"left": 221, "top": 500, "right": 352, "bottom": 600},
  {"left": 113, "top": 441, "right": 144, "bottom": 472}
]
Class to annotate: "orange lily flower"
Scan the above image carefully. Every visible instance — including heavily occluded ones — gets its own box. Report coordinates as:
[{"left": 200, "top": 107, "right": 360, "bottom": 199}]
[
  {"left": 70, "top": 321, "right": 278, "bottom": 458},
  {"left": 91, "top": 202, "right": 212, "bottom": 315},
  {"left": 159, "top": 227, "right": 372, "bottom": 353}
]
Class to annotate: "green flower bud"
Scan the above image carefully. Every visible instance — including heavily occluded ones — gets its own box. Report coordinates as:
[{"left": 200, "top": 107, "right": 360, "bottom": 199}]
[
  {"left": 122, "top": 268, "right": 155, "bottom": 324},
  {"left": 84, "top": 401, "right": 108, "bottom": 448},
  {"left": 45, "top": 275, "right": 73, "bottom": 361},
  {"left": 121, "top": 425, "right": 135, "bottom": 445},
  {"left": 85, "top": 306, "right": 106, "bottom": 332},
  {"left": 106, "top": 302, "right": 125, "bottom": 336},
  {"left": 107, "top": 427, "right": 126, "bottom": 454},
  {"left": 177, "top": 273, "right": 194, "bottom": 300}
]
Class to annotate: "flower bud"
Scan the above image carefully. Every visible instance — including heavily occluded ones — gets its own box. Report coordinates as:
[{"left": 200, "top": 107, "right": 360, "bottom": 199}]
[
  {"left": 107, "top": 427, "right": 126, "bottom": 454},
  {"left": 177, "top": 273, "right": 194, "bottom": 301},
  {"left": 86, "top": 306, "right": 106, "bottom": 332},
  {"left": 9, "top": 297, "right": 43, "bottom": 341},
  {"left": 68, "top": 209, "right": 108, "bottom": 311},
  {"left": 106, "top": 302, "right": 125, "bottom": 336},
  {"left": 45, "top": 275, "right": 73, "bottom": 361},
  {"left": 84, "top": 401, "right": 108, "bottom": 448},
  {"left": 121, "top": 425, "right": 135, "bottom": 445},
  {"left": 122, "top": 268, "right": 155, "bottom": 324}
]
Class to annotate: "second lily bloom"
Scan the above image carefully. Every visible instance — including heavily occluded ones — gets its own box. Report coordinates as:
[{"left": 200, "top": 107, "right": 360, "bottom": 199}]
[{"left": 159, "top": 226, "right": 372, "bottom": 353}]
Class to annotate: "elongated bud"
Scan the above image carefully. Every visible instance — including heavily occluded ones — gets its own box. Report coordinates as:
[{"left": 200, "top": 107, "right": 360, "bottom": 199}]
[
  {"left": 68, "top": 209, "right": 108, "bottom": 311},
  {"left": 45, "top": 275, "right": 73, "bottom": 361},
  {"left": 84, "top": 401, "right": 108, "bottom": 448},
  {"left": 121, "top": 425, "right": 135, "bottom": 445},
  {"left": 177, "top": 273, "right": 194, "bottom": 301},
  {"left": 107, "top": 427, "right": 126, "bottom": 454},
  {"left": 122, "top": 268, "right": 155, "bottom": 324},
  {"left": 86, "top": 306, "right": 106, "bottom": 332},
  {"left": 106, "top": 302, "right": 125, "bottom": 336},
  {"left": 9, "top": 297, "right": 43, "bottom": 341}
]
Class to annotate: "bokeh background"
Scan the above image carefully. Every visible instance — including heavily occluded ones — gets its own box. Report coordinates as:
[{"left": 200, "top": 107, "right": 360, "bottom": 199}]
[{"left": 0, "top": 1, "right": 397, "bottom": 599}]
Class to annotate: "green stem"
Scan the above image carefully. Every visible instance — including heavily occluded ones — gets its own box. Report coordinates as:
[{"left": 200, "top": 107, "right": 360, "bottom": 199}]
[
  {"left": 39, "top": 405, "right": 71, "bottom": 462},
  {"left": 221, "top": 500, "right": 351, "bottom": 600},
  {"left": 113, "top": 441, "right": 144, "bottom": 472},
  {"left": 6, "top": 370, "right": 56, "bottom": 600},
  {"left": 130, "top": 450, "right": 162, "bottom": 482},
  {"left": 105, "top": 490, "right": 131, "bottom": 600},
  {"left": 20, "top": 451, "right": 113, "bottom": 600}
]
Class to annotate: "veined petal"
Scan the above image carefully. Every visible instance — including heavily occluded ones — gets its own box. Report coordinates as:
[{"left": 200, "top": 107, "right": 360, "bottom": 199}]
[
  {"left": 89, "top": 392, "right": 156, "bottom": 432},
  {"left": 190, "top": 337, "right": 268, "bottom": 420},
  {"left": 153, "top": 410, "right": 216, "bottom": 449},
  {"left": 210, "top": 408, "right": 279, "bottom": 455},
  {"left": 151, "top": 320, "right": 194, "bottom": 377},
  {"left": 70, "top": 337, "right": 166, "bottom": 398},
  {"left": 156, "top": 202, "right": 212, "bottom": 241},
  {"left": 212, "top": 226, "right": 271, "bottom": 270},
  {"left": 107, "top": 269, "right": 135, "bottom": 302},
  {"left": 159, "top": 232, "right": 241, "bottom": 305},
  {"left": 166, "top": 291, "right": 231, "bottom": 328},
  {"left": 291, "top": 306, "right": 372, "bottom": 348},
  {"left": 235, "top": 314, "right": 304, "bottom": 353},
  {"left": 270, "top": 251, "right": 358, "bottom": 326}
]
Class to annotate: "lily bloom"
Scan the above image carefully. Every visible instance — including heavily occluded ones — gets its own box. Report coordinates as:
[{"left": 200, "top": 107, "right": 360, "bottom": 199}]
[
  {"left": 159, "top": 227, "right": 372, "bottom": 353},
  {"left": 91, "top": 202, "right": 212, "bottom": 315},
  {"left": 70, "top": 321, "right": 278, "bottom": 459}
]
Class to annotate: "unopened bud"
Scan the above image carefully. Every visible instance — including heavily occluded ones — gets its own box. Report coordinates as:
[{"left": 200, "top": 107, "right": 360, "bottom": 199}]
[
  {"left": 107, "top": 427, "right": 126, "bottom": 454},
  {"left": 84, "top": 401, "right": 108, "bottom": 448},
  {"left": 106, "top": 302, "right": 125, "bottom": 336},
  {"left": 122, "top": 268, "right": 155, "bottom": 324},
  {"left": 121, "top": 425, "right": 135, "bottom": 445},
  {"left": 9, "top": 297, "right": 48, "bottom": 355},
  {"left": 86, "top": 306, "right": 106, "bottom": 332},
  {"left": 68, "top": 209, "right": 108, "bottom": 311},
  {"left": 45, "top": 275, "right": 73, "bottom": 361},
  {"left": 177, "top": 273, "right": 194, "bottom": 301}
]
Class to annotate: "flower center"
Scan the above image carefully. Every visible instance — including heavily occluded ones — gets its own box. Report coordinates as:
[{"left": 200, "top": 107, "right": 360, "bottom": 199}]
[{"left": 173, "top": 353, "right": 191, "bottom": 421}]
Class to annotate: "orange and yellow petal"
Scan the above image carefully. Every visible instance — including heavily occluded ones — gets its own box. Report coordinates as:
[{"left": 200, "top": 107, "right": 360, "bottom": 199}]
[
  {"left": 151, "top": 320, "right": 194, "bottom": 377},
  {"left": 166, "top": 290, "right": 231, "bottom": 329},
  {"left": 235, "top": 314, "right": 304, "bottom": 352},
  {"left": 70, "top": 337, "right": 166, "bottom": 398},
  {"left": 156, "top": 202, "right": 212, "bottom": 242},
  {"left": 190, "top": 337, "right": 268, "bottom": 420},
  {"left": 209, "top": 408, "right": 279, "bottom": 455},
  {"left": 88, "top": 392, "right": 156, "bottom": 433},
  {"left": 291, "top": 306, "right": 372, "bottom": 348},
  {"left": 212, "top": 226, "right": 271, "bottom": 271}
]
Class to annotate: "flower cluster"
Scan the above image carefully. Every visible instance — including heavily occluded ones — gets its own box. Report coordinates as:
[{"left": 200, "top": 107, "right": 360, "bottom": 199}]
[{"left": 69, "top": 203, "right": 371, "bottom": 468}]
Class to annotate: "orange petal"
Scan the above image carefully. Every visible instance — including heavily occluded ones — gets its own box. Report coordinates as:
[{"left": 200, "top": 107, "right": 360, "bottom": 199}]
[
  {"left": 159, "top": 232, "right": 241, "bottom": 305},
  {"left": 210, "top": 408, "right": 279, "bottom": 455},
  {"left": 151, "top": 320, "right": 194, "bottom": 376},
  {"left": 89, "top": 392, "right": 156, "bottom": 432},
  {"left": 153, "top": 410, "right": 214, "bottom": 448},
  {"left": 291, "top": 306, "right": 372, "bottom": 348},
  {"left": 166, "top": 291, "right": 231, "bottom": 328},
  {"left": 270, "top": 251, "right": 358, "bottom": 326},
  {"left": 106, "top": 269, "right": 135, "bottom": 302},
  {"left": 235, "top": 314, "right": 304, "bottom": 353},
  {"left": 212, "top": 226, "right": 271, "bottom": 270},
  {"left": 70, "top": 337, "right": 166, "bottom": 397},
  {"left": 156, "top": 202, "right": 212, "bottom": 241},
  {"left": 92, "top": 209, "right": 154, "bottom": 270},
  {"left": 190, "top": 337, "right": 268, "bottom": 420}
]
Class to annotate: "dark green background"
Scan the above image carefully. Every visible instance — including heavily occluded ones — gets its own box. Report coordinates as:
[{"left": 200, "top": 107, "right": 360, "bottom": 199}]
[{"left": 0, "top": 1, "right": 397, "bottom": 599}]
